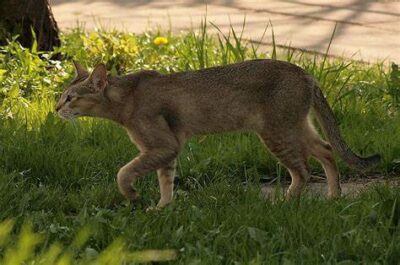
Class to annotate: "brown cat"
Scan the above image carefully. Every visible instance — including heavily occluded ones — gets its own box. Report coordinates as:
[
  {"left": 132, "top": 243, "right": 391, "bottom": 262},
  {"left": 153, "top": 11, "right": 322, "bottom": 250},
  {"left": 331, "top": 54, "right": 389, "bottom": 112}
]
[{"left": 56, "top": 60, "right": 380, "bottom": 207}]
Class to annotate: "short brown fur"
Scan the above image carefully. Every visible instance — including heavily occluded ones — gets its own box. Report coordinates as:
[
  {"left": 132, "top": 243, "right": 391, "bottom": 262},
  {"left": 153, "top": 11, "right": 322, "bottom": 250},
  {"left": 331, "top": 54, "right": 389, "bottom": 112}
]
[{"left": 56, "top": 60, "right": 380, "bottom": 207}]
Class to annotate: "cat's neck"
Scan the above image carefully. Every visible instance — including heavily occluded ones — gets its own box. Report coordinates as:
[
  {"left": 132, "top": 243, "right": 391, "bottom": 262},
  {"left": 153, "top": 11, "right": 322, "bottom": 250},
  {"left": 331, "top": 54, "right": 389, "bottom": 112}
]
[
  {"left": 91, "top": 71, "right": 159, "bottom": 124},
  {"left": 95, "top": 75, "right": 138, "bottom": 124}
]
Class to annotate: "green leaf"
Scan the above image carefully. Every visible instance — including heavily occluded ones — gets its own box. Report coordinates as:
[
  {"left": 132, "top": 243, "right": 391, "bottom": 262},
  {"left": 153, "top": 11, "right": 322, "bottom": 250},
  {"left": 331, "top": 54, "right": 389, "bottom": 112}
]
[{"left": 0, "top": 69, "right": 6, "bottom": 81}]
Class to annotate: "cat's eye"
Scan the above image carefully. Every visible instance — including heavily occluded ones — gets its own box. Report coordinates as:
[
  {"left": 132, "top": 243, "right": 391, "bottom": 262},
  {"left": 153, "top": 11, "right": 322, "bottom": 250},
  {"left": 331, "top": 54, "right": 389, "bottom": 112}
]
[{"left": 65, "top": 95, "right": 73, "bottom": 103}]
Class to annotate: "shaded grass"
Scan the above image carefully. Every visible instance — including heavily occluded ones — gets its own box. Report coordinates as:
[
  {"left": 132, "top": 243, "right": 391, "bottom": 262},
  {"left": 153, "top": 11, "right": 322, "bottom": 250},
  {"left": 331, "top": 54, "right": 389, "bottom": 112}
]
[{"left": 0, "top": 170, "right": 399, "bottom": 263}]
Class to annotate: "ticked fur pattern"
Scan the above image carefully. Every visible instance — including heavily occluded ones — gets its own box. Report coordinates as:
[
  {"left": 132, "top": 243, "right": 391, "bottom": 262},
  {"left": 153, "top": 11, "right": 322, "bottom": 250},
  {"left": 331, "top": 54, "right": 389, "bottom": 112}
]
[{"left": 56, "top": 60, "right": 380, "bottom": 207}]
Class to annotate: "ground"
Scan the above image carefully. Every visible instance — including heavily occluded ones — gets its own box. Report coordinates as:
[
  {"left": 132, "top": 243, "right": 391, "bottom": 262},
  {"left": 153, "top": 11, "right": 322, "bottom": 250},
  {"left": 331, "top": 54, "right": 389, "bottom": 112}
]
[
  {"left": 51, "top": 0, "right": 400, "bottom": 62},
  {"left": 262, "top": 176, "right": 400, "bottom": 198}
]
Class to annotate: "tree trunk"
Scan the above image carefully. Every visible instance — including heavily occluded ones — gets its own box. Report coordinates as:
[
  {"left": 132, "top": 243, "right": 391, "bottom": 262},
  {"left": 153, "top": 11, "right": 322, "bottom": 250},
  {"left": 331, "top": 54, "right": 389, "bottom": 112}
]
[{"left": 0, "top": 0, "right": 60, "bottom": 52}]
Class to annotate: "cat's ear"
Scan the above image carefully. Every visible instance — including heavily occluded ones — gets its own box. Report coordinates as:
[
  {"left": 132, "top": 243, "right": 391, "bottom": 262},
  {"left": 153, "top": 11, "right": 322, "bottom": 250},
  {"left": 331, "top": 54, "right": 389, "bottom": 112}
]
[
  {"left": 73, "top": 60, "right": 88, "bottom": 78},
  {"left": 89, "top": 64, "right": 108, "bottom": 93}
]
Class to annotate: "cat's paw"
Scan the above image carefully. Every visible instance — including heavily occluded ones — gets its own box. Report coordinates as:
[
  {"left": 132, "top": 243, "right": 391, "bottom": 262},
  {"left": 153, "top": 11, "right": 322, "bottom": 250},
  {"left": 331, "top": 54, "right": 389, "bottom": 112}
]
[{"left": 125, "top": 188, "right": 139, "bottom": 202}]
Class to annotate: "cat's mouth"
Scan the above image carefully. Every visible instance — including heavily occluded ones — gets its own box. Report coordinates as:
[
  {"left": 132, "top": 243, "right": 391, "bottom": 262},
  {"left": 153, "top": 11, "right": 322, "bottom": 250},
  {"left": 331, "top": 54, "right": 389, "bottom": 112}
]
[{"left": 57, "top": 110, "right": 81, "bottom": 120}]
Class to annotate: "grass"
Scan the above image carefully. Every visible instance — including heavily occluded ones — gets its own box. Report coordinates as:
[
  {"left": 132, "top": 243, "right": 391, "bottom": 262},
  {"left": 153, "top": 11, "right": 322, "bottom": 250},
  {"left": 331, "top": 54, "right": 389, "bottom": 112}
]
[{"left": 0, "top": 21, "right": 399, "bottom": 263}]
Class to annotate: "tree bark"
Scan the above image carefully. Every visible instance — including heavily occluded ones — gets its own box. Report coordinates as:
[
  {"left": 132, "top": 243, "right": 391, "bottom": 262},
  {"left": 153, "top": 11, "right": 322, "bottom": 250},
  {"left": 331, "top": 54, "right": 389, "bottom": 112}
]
[{"left": 0, "top": 0, "right": 60, "bottom": 52}]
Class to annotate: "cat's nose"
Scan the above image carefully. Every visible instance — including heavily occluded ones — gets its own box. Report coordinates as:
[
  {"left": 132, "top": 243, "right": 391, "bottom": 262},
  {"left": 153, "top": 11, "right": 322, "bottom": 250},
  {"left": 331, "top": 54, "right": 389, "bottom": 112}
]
[{"left": 55, "top": 105, "right": 61, "bottom": 112}]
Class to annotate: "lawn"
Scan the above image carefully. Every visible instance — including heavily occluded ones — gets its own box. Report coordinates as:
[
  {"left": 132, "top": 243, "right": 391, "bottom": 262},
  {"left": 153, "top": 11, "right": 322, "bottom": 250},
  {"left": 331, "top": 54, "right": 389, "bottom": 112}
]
[{"left": 0, "top": 23, "right": 399, "bottom": 264}]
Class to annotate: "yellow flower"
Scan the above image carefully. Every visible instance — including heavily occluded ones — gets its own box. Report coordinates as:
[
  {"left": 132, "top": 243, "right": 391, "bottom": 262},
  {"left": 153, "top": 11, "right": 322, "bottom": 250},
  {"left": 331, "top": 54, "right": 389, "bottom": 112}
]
[{"left": 153, "top": 36, "right": 168, "bottom": 46}]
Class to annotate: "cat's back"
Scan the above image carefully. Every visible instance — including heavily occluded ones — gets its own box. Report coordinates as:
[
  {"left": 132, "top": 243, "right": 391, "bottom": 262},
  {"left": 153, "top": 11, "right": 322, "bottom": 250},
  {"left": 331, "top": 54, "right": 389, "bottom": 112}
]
[
  {"left": 145, "top": 59, "right": 307, "bottom": 93},
  {"left": 173, "top": 59, "right": 302, "bottom": 82},
  {"left": 131, "top": 59, "right": 307, "bottom": 90}
]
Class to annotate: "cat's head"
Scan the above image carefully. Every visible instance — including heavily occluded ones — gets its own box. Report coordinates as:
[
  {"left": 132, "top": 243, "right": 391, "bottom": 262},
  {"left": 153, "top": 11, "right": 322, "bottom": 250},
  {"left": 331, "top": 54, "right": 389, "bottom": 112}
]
[{"left": 56, "top": 61, "right": 108, "bottom": 119}]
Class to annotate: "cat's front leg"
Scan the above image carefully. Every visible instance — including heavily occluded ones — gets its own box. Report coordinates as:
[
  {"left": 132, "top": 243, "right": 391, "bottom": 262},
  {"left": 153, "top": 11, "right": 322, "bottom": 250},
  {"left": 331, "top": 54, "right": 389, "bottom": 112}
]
[
  {"left": 120, "top": 114, "right": 184, "bottom": 205},
  {"left": 157, "top": 159, "right": 177, "bottom": 208},
  {"left": 117, "top": 148, "right": 178, "bottom": 202}
]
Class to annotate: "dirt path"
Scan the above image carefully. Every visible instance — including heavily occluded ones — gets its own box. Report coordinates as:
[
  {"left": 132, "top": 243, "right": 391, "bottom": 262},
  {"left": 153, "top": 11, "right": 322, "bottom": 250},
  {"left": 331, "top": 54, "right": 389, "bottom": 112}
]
[
  {"left": 51, "top": 0, "right": 400, "bottom": 62},
  {"left": 261, "top": 176, "right": 400, "bottom": 197}
]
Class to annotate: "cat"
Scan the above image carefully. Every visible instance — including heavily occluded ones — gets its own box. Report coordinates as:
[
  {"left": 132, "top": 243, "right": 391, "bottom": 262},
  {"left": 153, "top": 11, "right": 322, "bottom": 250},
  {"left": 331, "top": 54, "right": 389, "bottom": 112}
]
[{"left": 56, "top": 60, "right": 380, "bottom": 207}]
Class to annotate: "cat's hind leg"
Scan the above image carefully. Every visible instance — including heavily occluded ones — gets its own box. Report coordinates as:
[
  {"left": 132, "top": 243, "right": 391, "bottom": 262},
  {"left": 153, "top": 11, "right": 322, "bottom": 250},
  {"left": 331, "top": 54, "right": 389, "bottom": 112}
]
[
  {"left": 309, "top": 134, "right": 341, "bottom": 199},
  {"left": 258, "top": 130, "right": 311, "bottom": 199}
]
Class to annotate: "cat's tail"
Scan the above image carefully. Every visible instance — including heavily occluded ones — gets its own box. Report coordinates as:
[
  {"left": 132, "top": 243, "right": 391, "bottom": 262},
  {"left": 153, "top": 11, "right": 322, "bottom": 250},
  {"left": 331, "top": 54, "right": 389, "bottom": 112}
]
[{"left": 309, "top": 76, "right": 381, "bottom": 171}]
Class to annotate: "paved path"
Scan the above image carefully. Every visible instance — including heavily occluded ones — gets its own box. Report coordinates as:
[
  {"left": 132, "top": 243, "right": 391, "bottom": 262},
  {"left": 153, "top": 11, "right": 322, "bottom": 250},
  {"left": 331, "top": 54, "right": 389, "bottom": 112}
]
[{"left": 51, "top": 0, "right": 400, "bottom": 62}]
